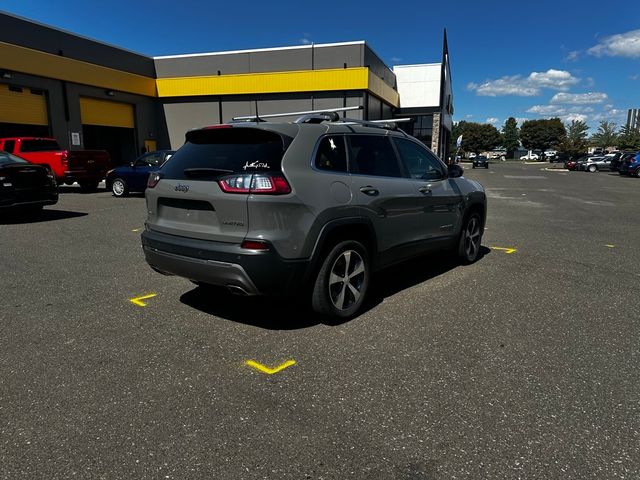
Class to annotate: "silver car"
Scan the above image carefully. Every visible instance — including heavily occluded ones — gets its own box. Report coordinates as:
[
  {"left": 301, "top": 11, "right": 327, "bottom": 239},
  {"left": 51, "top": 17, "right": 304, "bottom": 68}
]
[{"left": 141, "top": 113, "right": 487, "bottom": 318}]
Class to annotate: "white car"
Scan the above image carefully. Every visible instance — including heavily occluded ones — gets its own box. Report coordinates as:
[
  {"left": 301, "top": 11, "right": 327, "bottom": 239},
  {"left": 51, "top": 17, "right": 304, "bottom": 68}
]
[{"left": 521, "top": 153, "right": 539, "bottom": 161}]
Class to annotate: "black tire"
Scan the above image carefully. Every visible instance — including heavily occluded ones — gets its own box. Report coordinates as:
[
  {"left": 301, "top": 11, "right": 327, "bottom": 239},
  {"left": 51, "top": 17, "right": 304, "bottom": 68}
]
[
  {"left": 485, "top": 164, "right": 489, "bottom": 169},
  {"left": 458, "top": 212, "right": 483, "bottom": 264},
  {"left": 635, "top": 168, "right": 640, "bottom": 178},
  {"left": 472, "top": 165, "right": 476, "bottom": 169},
  {"left": 79, "top": 181, "right": 99, "bottom": 191},
  {"left": 311, "top": 240, "right": 370, "bottom": 319},
  {"left": 111, "top": 178, "right": 128, "bottom": 197}
]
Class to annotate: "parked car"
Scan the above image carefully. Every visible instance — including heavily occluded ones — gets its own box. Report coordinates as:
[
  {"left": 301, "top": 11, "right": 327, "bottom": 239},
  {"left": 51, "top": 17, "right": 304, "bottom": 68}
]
[
  {"left": 0, "top": 137, "right": 111, "bottom": 190},
  {"left": 619, "top": 153, "right": 640, "bottom": 177},
  {"left": 0, "top": 151, "right": 58, "bottom": 214},
  {"left": 564, "top": 158, "right": 580, "bottom": 170},
  {"left": 552, "top": 152, "right": 569, "bottom": 164},
  {"left": 611, "top": 152, "right": 637, "bottom": 172},
  {"left": 521, "top": 152, "right": 539, "bottom": 161},
  {"left": 106, "top": 150, "right": 175, "bottom": 197},
  {"left": 582, "top": 156, "right": 611, "bottom": 172},
  {"left": 575, "top": 155, "right": 600, "bottom": 171},
  {"left": 544, "top": 150, "right": 558, "bottom": 161},
  {"left": 141, "top": 114, "right": 487, "bottom": 319}
]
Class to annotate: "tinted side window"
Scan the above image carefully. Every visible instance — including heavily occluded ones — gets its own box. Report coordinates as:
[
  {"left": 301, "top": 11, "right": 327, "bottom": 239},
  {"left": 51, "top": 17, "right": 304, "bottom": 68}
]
[
  {"left": 348, "top": 135, "right": 401, "bottom": 178},
  {"left": 20, "top": 139, "right": 61, "bottom": 152},
  {"left": 139, "top": 152, "right": 163, "bottom": 166},
  {"left": 315, "top": 136, "right": 347, "bottom": 173},
  {"left": 394, "top": 138, "right": 445, "bottom": 180},
  {"left": 2, "top": 140, "right": 15, "bottom": 153}
]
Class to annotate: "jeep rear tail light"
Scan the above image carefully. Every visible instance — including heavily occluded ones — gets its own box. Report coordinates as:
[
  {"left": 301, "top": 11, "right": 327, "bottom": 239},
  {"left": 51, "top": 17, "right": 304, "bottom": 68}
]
[
  {"left": 218, "top": 174, "right": 291, "bottom": 195},
  {"left": 147, "top": 172, "right": 162, "bottom": 188}
]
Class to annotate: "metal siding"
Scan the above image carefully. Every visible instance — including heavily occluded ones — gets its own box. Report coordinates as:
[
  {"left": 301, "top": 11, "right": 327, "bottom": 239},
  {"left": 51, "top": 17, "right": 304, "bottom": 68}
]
[
  {"left": 80, "top": 97, "right": 134, "bottom": 128},
  {"left": 313, "top": 45, "right": 363, "bottom": 69},
  {"left": 0, "top": 13, "right": 156, "bottom": 77},
  {"left": 248, "top": 49, "right": 312, "bottom": 73},
  {"left": 154, "top": 53, "right": 251, "bottom": 78},
  {"left": 0, "top": 83, "right": 48, "bottom": 125},
  {"left": 220, "top": 100, "right": 254, "bottom": 124},
  {"left": 163, "top": 101, "right": 221, "bottom": 149},
  {"left": 155, "top": 68, "right": 370, "bottom": 97},
  {"left": 256, "top": 98, "right": 313, "bottom": 122},
  {"left": 0, "top": 41, "right": 156, "bottom": 97}
]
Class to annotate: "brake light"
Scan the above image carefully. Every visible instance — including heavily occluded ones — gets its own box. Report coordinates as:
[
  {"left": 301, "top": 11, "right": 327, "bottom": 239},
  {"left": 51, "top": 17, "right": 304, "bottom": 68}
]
[
  {"left": 218, "top": 174, "right": 291, "bottom": 195},
  {"left": 203, "top": 124, "right": 233, "bottom": 130},
  {"left": 147, "top": 172, "right": 162, "bottom": 188}
]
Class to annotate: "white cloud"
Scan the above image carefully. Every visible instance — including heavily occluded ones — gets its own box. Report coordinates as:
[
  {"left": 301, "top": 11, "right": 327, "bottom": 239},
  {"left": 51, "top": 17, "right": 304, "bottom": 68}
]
[
  {"left": 565, "top": 50, "right": 580, "bottom": 61},
  {"left": 588, "top": 29, "right": 640, "bottom": 58},
  {"left": 300, "top": 38, "right": 312, "bottom": 45},
  {"left": 550, "top": 92, "right": 608, "bottom": 104},
  {"left": 515, "top": 117, "right": 530, "bottom": 125},
  {"left": 486, "top": 117, "right": 499, "bottom": 124},
  {"left": 631, "top": 74, "right": 639, "bottom": 80},
  {"left": 465, "top": 114, "right": 474, "bottom": 119},
  {"left": 390, "top": 57, "right": 402, "bottom": 63},
  {"left": 468, "top": 69, "right": 579, "bottom": 96},
  {"left": 558, "top": 113, "right": 589, "bottom": 123},
  {"left": 527, "top": 105, "right": 595, "bottom": 116}
]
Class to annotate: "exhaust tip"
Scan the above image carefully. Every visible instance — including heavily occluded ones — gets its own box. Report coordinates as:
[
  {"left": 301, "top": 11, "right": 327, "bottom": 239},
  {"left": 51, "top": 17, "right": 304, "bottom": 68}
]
[{"left": 226, "top": 285, "right": 250, "bottom": 296}]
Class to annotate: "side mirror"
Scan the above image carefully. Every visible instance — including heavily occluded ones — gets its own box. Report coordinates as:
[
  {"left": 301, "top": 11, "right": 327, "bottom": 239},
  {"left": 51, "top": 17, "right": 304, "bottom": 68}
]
[{"left": 448, "top": 164, "right": 463, "bottom": 178}]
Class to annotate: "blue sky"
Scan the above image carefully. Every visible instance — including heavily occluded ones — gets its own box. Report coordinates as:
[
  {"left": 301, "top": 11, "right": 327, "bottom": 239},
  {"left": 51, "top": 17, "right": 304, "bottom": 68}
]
[{"left": 2, "top": 0, "right": 639, "bottom": 132}]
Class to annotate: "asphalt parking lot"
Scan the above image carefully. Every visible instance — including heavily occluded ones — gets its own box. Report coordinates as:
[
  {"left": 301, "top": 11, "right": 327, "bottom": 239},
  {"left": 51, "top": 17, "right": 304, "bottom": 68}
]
[{"left": 1, "top": 163, "right": 639, "bottom": 479}]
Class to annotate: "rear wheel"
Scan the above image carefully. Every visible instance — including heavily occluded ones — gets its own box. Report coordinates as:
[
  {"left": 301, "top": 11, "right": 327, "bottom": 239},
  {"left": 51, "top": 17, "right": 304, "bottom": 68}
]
[
  {"left": 458, "top": 212, "right": 482, "bottom": 264},
  {"left": 111, "top": 178, "right": 128, "bottom": 197},
  {"left": 635, "top": 168, "right": 640, "bottom": 178},
  {"left": 312, "top": 240, "right": 369, "bottom": 318},
  {"left": 588, "top": 165, "right": 597, "bottom": 173}
]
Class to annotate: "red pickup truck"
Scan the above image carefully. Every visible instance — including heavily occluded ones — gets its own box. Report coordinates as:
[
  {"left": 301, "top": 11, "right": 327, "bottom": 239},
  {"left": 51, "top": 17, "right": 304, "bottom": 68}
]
[{"left": 0, "top": 137, "right": 111, "bottom": 190}]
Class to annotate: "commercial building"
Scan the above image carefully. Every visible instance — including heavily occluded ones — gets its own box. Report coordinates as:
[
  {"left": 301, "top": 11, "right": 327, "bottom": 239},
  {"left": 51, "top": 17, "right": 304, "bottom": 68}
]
[
  {"left": 0, "top": 11, "right": 453, "bottom": 164},
  {"left": 627, "top": 109, "right": 639, "bottom": 130}
]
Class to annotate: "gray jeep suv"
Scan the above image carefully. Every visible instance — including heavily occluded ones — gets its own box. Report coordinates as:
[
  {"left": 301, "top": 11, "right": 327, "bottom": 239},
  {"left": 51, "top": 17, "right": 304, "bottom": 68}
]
[{"left": 141, "top": 113, "right": 486, "bottom": 318}]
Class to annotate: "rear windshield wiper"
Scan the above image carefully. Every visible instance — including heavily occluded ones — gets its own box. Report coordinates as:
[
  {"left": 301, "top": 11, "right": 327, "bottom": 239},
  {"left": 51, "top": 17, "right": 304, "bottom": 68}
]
[{"left": 183, "top": 167, "right": 234, "bottom": 177}]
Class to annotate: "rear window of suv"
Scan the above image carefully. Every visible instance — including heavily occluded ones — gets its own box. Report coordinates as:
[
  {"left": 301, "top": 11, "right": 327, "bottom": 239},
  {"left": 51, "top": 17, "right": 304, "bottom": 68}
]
[{"left": 161, "top": 127, "right": 290, "bottom": 180}]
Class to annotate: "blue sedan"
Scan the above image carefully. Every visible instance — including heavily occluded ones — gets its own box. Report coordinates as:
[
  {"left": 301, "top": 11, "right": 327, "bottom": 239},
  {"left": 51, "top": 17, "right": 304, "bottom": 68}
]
[{"left": 106, "top": 150, "right": 175, "bottom": 197}]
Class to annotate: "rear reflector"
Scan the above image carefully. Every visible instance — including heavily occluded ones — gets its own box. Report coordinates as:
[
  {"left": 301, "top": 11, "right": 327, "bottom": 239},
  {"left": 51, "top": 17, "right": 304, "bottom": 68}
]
[
  {"left": 218, "top": 173, "right": 291, "bottom": 195},
  {"left": 241, "top": 240, "right": 270, "bottom": 250}
]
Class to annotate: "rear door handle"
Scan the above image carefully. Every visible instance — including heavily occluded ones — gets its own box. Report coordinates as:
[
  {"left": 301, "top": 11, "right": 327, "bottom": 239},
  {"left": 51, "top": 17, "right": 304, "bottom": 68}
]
[
  {"left": 418, "top": 186, "right": 432, "bottom": 195},
  {"left": 359, "top": 186, "right": 379, "bottom": 196}
]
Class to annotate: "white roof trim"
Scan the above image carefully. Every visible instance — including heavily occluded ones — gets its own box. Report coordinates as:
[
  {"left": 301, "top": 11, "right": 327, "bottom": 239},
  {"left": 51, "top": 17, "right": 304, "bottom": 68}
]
[
  {"left": 153, "top": 41, "right": 366, "bottom": 60},
  {"left": 393, "top": 63, "right": 441, "bottom": 69}
]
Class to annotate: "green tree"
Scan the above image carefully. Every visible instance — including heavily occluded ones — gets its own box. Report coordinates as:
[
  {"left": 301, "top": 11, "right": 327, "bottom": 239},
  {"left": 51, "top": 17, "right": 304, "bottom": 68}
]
[
  {"left": 590, "top": 120, "right": 618, "bottom": 149},
  {"left": 557, "top": 120, "right": 589, "bottom": 158},
  {"left": 501, "top": 117, "right": 520, "bottom": 158},
  {"left": 459, "top": 122, "right": 501, "bottom": 154},
  {"left": 617, "top": 125, "right": 640, "bottom": 150},
  {"left": 520, "top": 118, "right": 566, "bottom": 154}
]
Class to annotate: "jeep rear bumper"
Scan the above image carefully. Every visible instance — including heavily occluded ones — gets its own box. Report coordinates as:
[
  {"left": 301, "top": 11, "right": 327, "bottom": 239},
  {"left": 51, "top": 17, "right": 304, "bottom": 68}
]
[{"left": 141, "top": 229, "right": 309, "bottom": 296}]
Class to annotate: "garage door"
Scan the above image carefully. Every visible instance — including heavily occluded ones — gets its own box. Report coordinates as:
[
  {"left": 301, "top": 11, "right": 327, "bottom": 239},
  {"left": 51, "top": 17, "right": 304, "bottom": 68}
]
[
  {"left": 0, "top": 83, "right": 48, "bottom": 126},
  {"left": 80, "top": 97, "right": 134, "bottom": 128}
]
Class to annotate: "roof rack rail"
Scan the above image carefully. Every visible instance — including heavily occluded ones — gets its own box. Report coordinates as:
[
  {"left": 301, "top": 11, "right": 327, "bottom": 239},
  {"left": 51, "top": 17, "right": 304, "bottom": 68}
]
[
  {"left": 232, "top": 105, "right": 363, "bottom": 122},
  {"left": 339, "top": 117, "right": 413, "bottom": 131}
]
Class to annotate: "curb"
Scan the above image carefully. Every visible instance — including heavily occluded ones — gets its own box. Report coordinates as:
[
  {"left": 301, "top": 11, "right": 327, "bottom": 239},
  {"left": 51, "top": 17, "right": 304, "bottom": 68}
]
[{"left": 543, "top": 168, "right": 569, "bottom": 172}]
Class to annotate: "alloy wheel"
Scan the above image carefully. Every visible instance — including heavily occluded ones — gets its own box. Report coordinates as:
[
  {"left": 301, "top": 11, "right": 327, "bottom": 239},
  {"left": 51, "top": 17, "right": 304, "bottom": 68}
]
[
  {"left": 328, "top": 250, "right": 366, "bottom": 311},
  {"left": 464, "top": 216, "right": 481, "bottom": 260}
]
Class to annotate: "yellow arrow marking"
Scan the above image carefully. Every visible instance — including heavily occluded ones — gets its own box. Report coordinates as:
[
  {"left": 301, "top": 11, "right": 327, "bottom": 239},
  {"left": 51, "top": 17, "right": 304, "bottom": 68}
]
[
  {"left": 245, "top": 359, "right": 296, "bottom": 375},
  {"left": 490, "top": 246, "right": 517, "bottom": 254},
  {"left": 129, "top": 293, "right": 157, "bottom": 307},
  {"left": 605, "top": 244, "right": 615, "bottom": 248}
]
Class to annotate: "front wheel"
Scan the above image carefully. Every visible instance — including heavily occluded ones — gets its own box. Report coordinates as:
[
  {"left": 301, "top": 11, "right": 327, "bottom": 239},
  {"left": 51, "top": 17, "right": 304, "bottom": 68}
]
[
  {"left": 458, "top": 213, "right": 483, "bottom": 264},
  {"left": 588, "top": 165, "right": 597, "bottom": 173},
  {"left": 635, "top": 168, "right": 640, "bottom": 178},
  {"left": 312, "top": 240, "right": 370, "bottom": 319}
]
